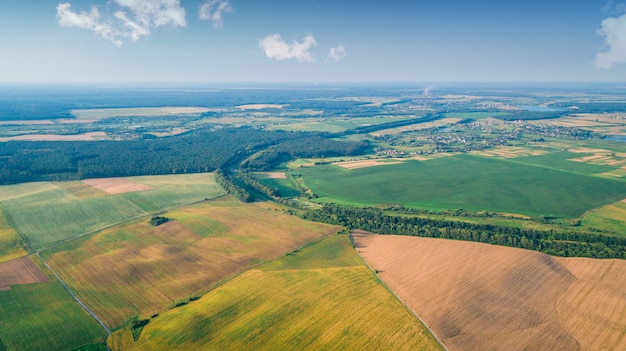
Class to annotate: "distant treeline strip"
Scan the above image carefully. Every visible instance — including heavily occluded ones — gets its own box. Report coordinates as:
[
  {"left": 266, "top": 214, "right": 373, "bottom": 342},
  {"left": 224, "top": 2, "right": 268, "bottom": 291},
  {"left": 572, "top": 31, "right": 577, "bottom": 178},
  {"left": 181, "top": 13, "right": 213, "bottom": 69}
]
[
  {"left": 335, "top": 114, "right": 442, "bottom": 136},
  {"left": 301, "top": 204, "right": 626, "bottom": 259},
  {"left": 0, "top": 128, "right": 367, "bottom": 185},
  {"left": 242, "top": 135, "right": 369, "bottom": 171}
]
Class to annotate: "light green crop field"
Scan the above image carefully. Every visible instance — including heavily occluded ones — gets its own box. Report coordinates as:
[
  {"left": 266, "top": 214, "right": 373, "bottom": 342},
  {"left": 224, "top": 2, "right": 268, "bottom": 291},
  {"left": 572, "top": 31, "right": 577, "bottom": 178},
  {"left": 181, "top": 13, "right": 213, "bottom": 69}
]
[
  {"left": 44, "top": 199, "right": 340, "bottom": 328},
  {"left": 0, "top": 173, "right": 225, "bottom": 250},
  {"left": 0, "top": 282, "right": 106, "bottom": 351},
  {"left": 298, "top": 153, "right": 626, "bottom": 218},
  {"left": 119, "top": 173, "right": 225, "bottom": 212},
  {"left": 109, "top": 234, "right": 444, "bottom": 351},
  {"left": 1, "top": 187, "right": 145, "bottom": 250}
]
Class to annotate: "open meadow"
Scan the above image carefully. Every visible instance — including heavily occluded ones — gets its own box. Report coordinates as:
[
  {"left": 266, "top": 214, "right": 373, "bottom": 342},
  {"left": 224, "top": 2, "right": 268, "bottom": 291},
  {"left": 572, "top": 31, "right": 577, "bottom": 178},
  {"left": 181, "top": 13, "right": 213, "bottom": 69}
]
[
  {"left": 43, "top": 198, "right": 340, "bottom": 327},
  {"left": 354, "top": 232, "right": 626, "bottom": 351},
  {"left": 298, "top": 152, "right": 626, "bottom": 218},
  {"left": 0, "top": 173, "right": 225, "bottom": 250},
  {"left": 109, "top": 234, "right": 444, "bottom": 351}
]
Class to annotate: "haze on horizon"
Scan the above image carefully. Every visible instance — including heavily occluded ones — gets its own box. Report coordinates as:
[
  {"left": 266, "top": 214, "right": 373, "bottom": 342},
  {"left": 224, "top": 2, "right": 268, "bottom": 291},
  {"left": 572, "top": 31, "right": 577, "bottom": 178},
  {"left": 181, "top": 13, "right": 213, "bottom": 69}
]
[{"left": 2, "top": 0, "right": 626, "bottom": 83}]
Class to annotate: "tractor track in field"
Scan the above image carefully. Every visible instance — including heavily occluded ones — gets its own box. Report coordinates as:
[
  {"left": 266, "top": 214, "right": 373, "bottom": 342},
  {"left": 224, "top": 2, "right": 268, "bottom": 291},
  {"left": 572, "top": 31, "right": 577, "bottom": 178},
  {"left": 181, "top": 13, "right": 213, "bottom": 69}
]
[{"left": 36, "top": 252, "right": 112, "bottom": 351}]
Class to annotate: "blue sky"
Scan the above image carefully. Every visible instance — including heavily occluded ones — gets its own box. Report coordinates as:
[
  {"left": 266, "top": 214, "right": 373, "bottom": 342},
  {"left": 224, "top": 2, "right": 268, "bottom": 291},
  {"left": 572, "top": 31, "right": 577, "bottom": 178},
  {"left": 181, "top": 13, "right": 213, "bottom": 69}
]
[{"left": 1, "top": 0, "right": 626, "bottom": 83}]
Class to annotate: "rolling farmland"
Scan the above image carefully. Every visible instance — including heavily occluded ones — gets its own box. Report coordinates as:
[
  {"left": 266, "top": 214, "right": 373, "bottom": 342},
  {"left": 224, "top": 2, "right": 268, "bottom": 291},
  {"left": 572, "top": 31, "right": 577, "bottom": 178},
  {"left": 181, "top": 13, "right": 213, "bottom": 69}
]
[
  {"left": 354, "top": 232, "right": 626, "bottom": 351},
  {"left": 109, "top": 234, "right": 444, "bottom": 351},
  {"left": 43, "top": 199, "right": 341, "bottom": 327},
  {"left": 0, "top": 173, "right": 225, "bottom": 250}
]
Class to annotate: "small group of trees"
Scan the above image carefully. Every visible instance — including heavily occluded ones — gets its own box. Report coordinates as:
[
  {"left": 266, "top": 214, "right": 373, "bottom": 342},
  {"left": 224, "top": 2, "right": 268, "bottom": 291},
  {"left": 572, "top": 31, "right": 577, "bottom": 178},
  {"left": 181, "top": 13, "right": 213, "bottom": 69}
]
[{"left": 148, "top": 216, "right": 169, "bottom": 226}]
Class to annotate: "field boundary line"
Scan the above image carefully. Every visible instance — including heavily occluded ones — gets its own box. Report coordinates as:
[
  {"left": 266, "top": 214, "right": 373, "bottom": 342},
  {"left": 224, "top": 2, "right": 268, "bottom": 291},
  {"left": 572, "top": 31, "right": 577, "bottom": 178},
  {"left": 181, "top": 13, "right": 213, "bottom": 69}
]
[
  {"left": 35, "top": 252, "right": 112, "bottom": 351},
  {"left": 349, "top": 230, "right": 449, "bottom": 351}
]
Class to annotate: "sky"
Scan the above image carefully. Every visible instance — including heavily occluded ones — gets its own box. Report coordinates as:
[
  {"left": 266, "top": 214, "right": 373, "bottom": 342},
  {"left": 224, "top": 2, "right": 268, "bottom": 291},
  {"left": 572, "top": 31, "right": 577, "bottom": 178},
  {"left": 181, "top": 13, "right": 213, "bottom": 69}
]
[{"left": 1, "top": 0, "right": 626, "bottom": 83}]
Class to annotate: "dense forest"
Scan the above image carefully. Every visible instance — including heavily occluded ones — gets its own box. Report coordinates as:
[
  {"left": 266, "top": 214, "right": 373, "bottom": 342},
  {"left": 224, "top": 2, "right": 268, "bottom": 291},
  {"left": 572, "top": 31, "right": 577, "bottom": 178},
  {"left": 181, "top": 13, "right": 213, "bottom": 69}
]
[
  {"left": 301, "top": 204, "right": 626, "bottom": 259},
  {"left": 0, "top": 127, "right": 296, "bottom": 184}
]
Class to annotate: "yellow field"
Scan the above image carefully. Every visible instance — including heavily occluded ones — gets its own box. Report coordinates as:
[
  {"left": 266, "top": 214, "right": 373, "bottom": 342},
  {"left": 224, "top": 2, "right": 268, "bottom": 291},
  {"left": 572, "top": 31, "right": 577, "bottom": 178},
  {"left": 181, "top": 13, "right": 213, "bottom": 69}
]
[
  {"left": 355, "top": 233, "right": 626, "bottom": 351},
  {"left": 473, "top": 146, "right": 548, "bottom": 158},
  {"left": 45, "top": 199, "right": 340, "bottom": 327},
  {"left": 581, "top": 199, "right": 626, "bottom": 233},
  {"left": 109, "top": 235, "right": 444, "bottom": 351},
  {"left": 0, "top": 206, "right": 27, "bottom": 263}
]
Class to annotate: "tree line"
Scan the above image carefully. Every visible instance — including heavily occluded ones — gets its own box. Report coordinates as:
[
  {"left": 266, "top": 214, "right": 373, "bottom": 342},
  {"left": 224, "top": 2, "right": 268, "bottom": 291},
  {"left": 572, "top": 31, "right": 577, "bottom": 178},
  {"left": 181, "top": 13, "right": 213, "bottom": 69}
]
[
  {"left": 301, "top": 204, "right": 626, "bottom": 259},
  {"left": 0, "top": 127, "right": 295, "bottom": 184}
]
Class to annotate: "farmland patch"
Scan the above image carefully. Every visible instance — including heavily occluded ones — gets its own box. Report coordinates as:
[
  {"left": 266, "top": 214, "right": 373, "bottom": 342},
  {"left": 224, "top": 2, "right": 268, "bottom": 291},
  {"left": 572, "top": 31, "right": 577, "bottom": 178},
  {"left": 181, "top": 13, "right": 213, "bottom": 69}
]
[
  {"left": 0, "top": 282, "right": 106, "bottom": 351},
  {"left": 45, "top": 199, "right": 340, "bottom": 327},
  {"left": 0, "top": 256, "right": 49, "bottom": 291},
  {"left": 110, "top": 234, "right": 443, "bottom": 351},
  {"left": 354, "top": 233, "right": 626, "bottom": 351},
  {"left": 83, "top": 178, "right": 154, "bottom": 195}
]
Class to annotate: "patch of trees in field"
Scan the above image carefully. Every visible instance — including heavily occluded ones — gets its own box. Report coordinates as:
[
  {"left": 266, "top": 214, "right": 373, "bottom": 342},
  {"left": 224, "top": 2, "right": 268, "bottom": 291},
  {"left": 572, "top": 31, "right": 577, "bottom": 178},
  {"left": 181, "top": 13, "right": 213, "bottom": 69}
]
[
  {"left": 148, "top": 216, "right": 169, "bottom": 226},
  {"left": 302, "top": 204, "right": 626, "bottom": 259}
]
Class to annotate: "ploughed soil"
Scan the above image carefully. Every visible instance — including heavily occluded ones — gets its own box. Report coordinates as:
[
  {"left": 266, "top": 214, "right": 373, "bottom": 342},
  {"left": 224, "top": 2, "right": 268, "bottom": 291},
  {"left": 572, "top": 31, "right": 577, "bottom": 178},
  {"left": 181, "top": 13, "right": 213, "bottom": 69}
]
[
  {"left": 0, "top": 256, "right": 49, "bottom": 291},
  {"left": 353, "top": 231, "right": 626, "bottom": 351}
]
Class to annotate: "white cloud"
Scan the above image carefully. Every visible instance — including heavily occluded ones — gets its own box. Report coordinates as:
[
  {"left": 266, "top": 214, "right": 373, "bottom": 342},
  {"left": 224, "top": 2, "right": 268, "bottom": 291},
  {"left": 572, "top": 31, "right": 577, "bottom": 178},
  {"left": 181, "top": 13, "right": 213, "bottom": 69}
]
[
  {"left": 113, "top": 0, "right": 186, "bottom": 28},
  {"left": 259, "top": 34, "right": 317, "bottom": 63},
  {"left": 57, "top": 3, "right": 122, "bottom": 47},
  {"left": 199, "top": 0, "right": 232, "bottom": 28},
  {"left": 595, "top": 13, "right": 626, "bottom": 69},
  {"left": 114, "top": 11, "right": 149, "bottom": 41},
  {"left": 56, "top": 0, "right": 186, "bottom": 46},
  {"left": 326, "top": 45, "right": 347, "bottom": 63}
]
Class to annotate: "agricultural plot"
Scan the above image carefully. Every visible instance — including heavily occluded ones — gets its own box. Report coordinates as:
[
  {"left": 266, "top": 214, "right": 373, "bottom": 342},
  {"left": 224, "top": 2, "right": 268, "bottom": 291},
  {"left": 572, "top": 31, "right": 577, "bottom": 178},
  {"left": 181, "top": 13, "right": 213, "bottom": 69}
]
[
  {"left": 298, "top": 153, "right": 626, "bottom": 218},
  {"left": 582, "top": 199, "right": 626, "bottom": 234},
  {"left": 70, "top": 107, "right": 212, "bottom": 120},
  {"left": 0, "top": 281, "right": 106, "bottom": 351},
  {"left": 44, "top": 199, "right": 340, "bottom": 327},
  {"left": 109, "top": 234, "right": 443, "bottom": 351},
  {"left": 117, "top": 173, "right": 225, "bottom": 212},
  {"left": 0, "top": 206, "right": 27, "bottom": 262},
  {"left": 0, "top": 173, "right": 225, "bottom": 250},
  {"left": 254, "top": 172, "right": 302, "bottom": 197},
  {"left": 354, "top": 233, "right": 626, "bottom": 351},
  {"left": 0, "top": 256, "right": 48, "bottom": 291}
]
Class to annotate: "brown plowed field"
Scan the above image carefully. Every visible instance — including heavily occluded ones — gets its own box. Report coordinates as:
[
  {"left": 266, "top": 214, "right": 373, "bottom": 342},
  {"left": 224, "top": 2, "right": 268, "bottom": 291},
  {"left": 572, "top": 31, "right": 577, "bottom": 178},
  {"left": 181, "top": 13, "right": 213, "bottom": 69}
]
[
  {"left": 353, "top": 232, "right": 626, "bottom": 351},
  {"left": 0, "top": 256, "right": 49, "bottom": 291},
  {"left": 82, "top": 178, "right": 154, "bottom": 194}
]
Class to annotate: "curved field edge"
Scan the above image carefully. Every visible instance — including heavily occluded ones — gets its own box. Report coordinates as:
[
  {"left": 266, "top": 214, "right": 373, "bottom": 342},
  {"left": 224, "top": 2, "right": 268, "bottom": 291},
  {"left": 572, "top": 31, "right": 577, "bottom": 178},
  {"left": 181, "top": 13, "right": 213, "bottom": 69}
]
[
  {"left": 43, "top": 199, "right": 341, "bottom": 328},
  {"left": 354, "top": 233, "right": 626, "bottom": 351},
  {"left": 109, "top": 234, "right": 444, "bottom": 351},
  {"left": 296, "top": 153, "right": 626, "bottom": 218}
]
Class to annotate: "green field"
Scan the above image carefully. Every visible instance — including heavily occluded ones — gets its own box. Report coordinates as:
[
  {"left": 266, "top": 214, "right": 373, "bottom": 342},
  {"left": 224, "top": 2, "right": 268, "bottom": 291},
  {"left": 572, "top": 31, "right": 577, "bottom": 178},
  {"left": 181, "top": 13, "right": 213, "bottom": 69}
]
[
  {"left": 44, "top": 199, "right": 340, "bottom": 327},
  {"left": 109, "top": 234, "right": 443, "bottom": 351},
  {"left": 0, "top": 173, "right": 225, "bottom": 250},
  {"left": 118, "top": 173, "right": 225, "bottom": 212},
  {"left": 0, "top": 282, "right": 106, "bottom": 351},
  {"left": 254, "top": 174, "right": 302, "bottom": 197},
  {"left": 298, "top": 153, "right": 626, "bottom": 218}
]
